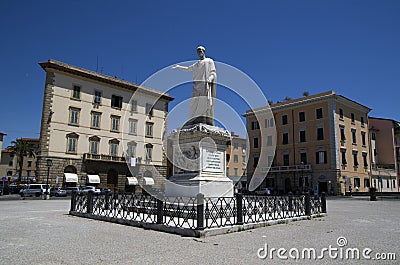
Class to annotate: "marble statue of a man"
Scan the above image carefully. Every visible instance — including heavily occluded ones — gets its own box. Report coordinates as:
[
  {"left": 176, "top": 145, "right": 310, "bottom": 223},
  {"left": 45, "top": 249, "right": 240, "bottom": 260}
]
[{"left": 173, "top": 46, "right": 216, "bottom": 126}]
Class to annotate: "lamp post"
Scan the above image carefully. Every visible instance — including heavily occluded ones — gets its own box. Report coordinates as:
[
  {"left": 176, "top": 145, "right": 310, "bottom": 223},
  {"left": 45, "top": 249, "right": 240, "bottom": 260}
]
[
  {"left": 45, "top": 159, "right": 52, "bottom": 200},
  {"left": 300, "top": 161, "right": 305, "bottom": 193}
]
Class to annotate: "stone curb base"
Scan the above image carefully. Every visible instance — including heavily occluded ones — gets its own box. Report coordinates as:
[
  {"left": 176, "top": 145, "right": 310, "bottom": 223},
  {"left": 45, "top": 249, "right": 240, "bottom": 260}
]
[{"left": 69, "top": 211, "right": 327, "bottom": 238}]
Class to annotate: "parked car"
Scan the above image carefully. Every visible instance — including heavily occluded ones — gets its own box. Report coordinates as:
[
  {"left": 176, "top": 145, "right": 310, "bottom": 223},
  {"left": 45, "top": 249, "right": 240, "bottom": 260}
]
[
  {"left": 19, "top": 184, "right": 50, "bottom": 197},
  {"left": 100, "top": 188, "right": 113, "bottom": 195},
  {"left": 9, "top": 184, "right": 22, "bottom": 194},
  {"left": 50, "top": 187, "right": 67, "bottom": 197},
  {"left": 80, "top": 186, "right": 101, "bottom": 195},
  {"left": 65, "top": 187, "right": 80, "bottom": 195}
]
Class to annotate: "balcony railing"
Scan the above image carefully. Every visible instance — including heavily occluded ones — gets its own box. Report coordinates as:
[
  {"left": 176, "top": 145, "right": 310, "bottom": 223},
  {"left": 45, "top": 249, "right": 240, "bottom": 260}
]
[
  {"left": 83, "top": 153, "right": 126, "bottom": 163},
  {"left": 268, "top": 164, "right": 312, "bottom": 173}
]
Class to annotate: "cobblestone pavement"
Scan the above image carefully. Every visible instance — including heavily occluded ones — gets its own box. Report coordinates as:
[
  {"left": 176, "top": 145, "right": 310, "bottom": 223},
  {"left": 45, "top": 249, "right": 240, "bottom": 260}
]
[{"left": 0, "top": 196, "right": 398, "bottom": 265}]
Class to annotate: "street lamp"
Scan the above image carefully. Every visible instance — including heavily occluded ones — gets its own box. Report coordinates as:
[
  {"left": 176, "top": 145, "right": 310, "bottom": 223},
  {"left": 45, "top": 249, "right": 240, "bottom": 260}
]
[{"left": 45, "top": 159, "right": 52, "bottom": 200}]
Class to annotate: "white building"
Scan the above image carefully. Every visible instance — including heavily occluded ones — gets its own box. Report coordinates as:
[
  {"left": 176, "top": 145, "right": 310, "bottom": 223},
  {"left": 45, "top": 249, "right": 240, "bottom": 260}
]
[{"left": 37, "top": 60, "right": 173, "bottom": 192}]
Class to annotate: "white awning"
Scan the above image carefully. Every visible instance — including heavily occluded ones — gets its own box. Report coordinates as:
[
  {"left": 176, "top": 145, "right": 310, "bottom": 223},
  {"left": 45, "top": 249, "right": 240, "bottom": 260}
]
[
  {"left": 87, "top": 175, "right": 100, "bottom": 184},
  {"left": 143, "top": 177, "right": 154, "bottom": 186},
  {"left": 126, "top": 177, "right": 138, "bottom": 185},
  {"left": 64, "top": 173, "right": 78, "bottom": 183}
]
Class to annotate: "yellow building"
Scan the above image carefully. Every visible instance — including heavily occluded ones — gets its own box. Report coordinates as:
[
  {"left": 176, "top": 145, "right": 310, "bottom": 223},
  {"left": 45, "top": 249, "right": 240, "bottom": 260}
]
[
  {"left": 226, "top": 133, "right": 247, "bottom": 191},
  {"left": 244, "top": 91, "right": 371, "bottom": 195}
]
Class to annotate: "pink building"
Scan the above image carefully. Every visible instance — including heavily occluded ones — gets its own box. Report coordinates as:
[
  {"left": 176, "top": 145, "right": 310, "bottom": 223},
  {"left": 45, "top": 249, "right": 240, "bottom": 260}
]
[{"left": 369, "top": 117, "right": 400, "bottom": 192}]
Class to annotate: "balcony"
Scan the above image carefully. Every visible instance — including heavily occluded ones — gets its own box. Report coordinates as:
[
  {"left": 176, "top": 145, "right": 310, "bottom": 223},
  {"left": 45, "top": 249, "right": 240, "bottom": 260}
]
[
  {"left": 268, "top": 164, "right": 312, "bottom": 173},
  {"left": 371, "top": 164, "right": 397, "bottom": 177},
  {"left": 83, "top": 153, "right": 126, "bottom": 163}
]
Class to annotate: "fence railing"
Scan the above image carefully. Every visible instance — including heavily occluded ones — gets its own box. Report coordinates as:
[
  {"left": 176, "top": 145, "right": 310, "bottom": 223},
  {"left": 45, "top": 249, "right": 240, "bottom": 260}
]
[{"left": 70, "top": 192, "right": 326, "bottom": 231}]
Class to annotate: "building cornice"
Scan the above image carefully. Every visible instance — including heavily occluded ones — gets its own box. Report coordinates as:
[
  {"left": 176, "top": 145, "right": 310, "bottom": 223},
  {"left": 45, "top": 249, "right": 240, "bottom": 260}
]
[{"left": 39, "top": 59, "right": 174, "bottom": 102}]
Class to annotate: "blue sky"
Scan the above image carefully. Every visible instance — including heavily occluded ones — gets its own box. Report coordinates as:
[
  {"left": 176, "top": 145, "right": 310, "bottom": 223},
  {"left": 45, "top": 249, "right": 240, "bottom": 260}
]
[{"left": 1, "top": 0, "right": 399, "bottom": 147}]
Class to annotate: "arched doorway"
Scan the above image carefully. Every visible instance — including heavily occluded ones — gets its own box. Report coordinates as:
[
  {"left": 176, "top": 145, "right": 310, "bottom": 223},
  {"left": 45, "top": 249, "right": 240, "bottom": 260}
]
[
  {"left": 64, "top": 165, "right": 78, "bottom": 188},
  {"left": 107, "top": 168, "right": 118, "bottom": 191}
]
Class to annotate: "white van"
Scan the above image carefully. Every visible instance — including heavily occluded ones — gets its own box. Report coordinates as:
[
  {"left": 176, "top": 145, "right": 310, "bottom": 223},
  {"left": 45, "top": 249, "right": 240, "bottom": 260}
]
[{"left": 19, "top": 184, "right": 50, "bottom": 197}]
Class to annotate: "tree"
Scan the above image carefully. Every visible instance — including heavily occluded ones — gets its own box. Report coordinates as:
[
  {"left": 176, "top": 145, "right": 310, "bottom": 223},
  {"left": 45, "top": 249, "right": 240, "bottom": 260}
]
[
  {"left": 7, "top": 139, "right": 35, "bottom": 183},
  {"left": 303, "top": 91, "right": 310, "bottom": 97},
  {"left": 284, "top": 96, "right": 292, "bottom": 101},
  {"left": 268, "top": 99, "right": 273, "bottom": 105}
]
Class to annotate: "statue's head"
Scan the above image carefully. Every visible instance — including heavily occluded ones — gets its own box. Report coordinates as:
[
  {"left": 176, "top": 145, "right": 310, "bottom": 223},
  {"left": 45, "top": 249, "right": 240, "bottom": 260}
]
[{"left": 197, "top": 46, "right": 206, "bottom": 59}]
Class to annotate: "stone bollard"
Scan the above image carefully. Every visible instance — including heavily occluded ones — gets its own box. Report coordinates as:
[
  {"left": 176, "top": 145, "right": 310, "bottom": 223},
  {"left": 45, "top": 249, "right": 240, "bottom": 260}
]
[
  {"left": 321, "top": 192, "right": 327, "bottom": 213},
  {"left": 196, "top": 193, "right": 205, "bottom": 230},
  {"left": 370, "top": 187, "right": 377, "bottom": 201}
]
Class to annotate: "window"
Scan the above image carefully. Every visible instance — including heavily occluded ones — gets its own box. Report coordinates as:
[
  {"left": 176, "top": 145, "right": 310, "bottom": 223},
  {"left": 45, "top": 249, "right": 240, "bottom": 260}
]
[
  {"left": 317, "top": 127, "right": 324, "bottom": 140},
  {"left": 251, "top": 121, "right": 260, "bottom": 130},
  {"left": 234, "top": 155, "right": 238, "bottom": 163},
  {"left": 27, "top": 161, "right": 32, "bottom": 167},
  {"left": 351, "top": 113, "right": 355, "bottom": 124},
  {"left": 67, "top": 133, "right": 78, "bottom": 154},
  {"left": 253, "top": 154, "right": 259, "bottom": 168},
  {"left": 361, "top": 116, "right": 365, "bottom": 127},
  {"left": 354, "top": 177, "right": 361, "bottom": 189},
  {"left": 109, "top": 139, "right": 119, "bottom": 156},
  {"left": 145, "top": 144, "right": 153, "bottom": 160},
  {"left": 393, "top": 179, "right": 396, "bottom": 189},
  {"left": 351, "top": 129, "right": 357, "bottom": 144},
  {"left": 127, "top": 142, "right": 136, "bottom": 157},
  {"left": 27, "top": 170, "right": 31, "bottom": 177},
  {"left": 300, "top": 152, "right": 307, "bottom": 164},
  {"left": 129, "top": 119, "right": 137, "bottom": 135},
  {"left": 316, "top": 108, "right": 323, "bottom": 119},
  {"left": 339, "top": 108, "right": 344, "bottom": 119},
  {"left": 299, "top": 111, "right": 306, "bottom": 122},
  {"left": 94, "top": 90, "right": 102, "bottom": 104},
  {"left": 341, "top": 149, "right": 347, "bottom": 165},
  {"left": 364, "top": 178, "right": 370, "bottom": 188},
  {"left": 89, "top": 136, "right": 100, "bottom": 155},
  {"left": 265, "top": 118, "right": 274, "bottom": 128},
  {"left": 282, "top": 115, "right": 288, "bottom": 125},
  {"left": 361, "top": 132, "right": 366, "bottom": 146},
  {"left": 387, "top": 179, "right": 390, "bottom": 189},
  {"left": 233, "top": 143, "right": 238, "bottom": 149},
  {"left": 145, "top": 103, "right": 153, "bottom": 116},
  {"left": 371, "top": 132, "right": 376, "bottom": 140},
  {"left": 69, "top": 108, "right": 80, "bottom": 125},
  {"left": 340, "top": 126, "right": 346, "bottom": 141},
  {"left": 234, "top": 168, "right": 238, "bottom": 176},
  {"left": 226, "top": 167, "right": 230, "bottom": 176},
  {"left": 283, "top": 154, "right": 290, "bottom": 166},
  {"left": 253, "top": 136, "right": 259, "bottom": 148},
  {"left": 131, "top": 100, "right": 137, "bottom": 112},
  {"left": 242, "top": 155, "right": 246, "bottom": 163},
  {"left": 72, "top": 85, "right": 80, "bottom": 99},
  {"left": 362, "top": 152, "right": 368, "bottom": 168},
  {"left": 316, "top": 151, "right": 327, "bottom": 164},
  {"left": 353, "top": 151, "right": 359, "bottom": 167},
  {"left": 299, "top": 130, "right": 306, "bottom": 143},
  {"left": 111, "top": 95, "right": 123, "bottom": 108},
  {"left": 282, "top": 132, "right": 289, "bottom": 145},
  {"left": 91, "top": 112, "right": 101, "bottom": 129},
  {"left": 146, "top": 122, "right": 153, "bottom": 137},
  {"left": 266, "top": 135, "right": 273, "bottom": 146},
  {"left": 111, "top": 116, "right": 120, "bottom": 132}
]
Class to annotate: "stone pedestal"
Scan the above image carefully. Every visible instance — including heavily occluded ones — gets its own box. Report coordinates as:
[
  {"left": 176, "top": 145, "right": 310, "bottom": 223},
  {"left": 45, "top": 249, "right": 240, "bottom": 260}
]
[{"left": 165, "top": 124, "right": 234, "bottom": 198}]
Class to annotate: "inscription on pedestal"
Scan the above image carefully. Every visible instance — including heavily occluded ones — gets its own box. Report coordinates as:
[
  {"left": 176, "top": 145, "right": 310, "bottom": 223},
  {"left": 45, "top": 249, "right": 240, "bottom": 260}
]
[{"left": 202, "top": 149, "right": 224, "bottom": 173}]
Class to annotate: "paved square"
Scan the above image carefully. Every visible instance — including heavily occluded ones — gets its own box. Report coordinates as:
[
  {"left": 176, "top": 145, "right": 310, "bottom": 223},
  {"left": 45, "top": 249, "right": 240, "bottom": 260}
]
[{"left": 0, "top": 196, "right": 398, "bottom": 264}]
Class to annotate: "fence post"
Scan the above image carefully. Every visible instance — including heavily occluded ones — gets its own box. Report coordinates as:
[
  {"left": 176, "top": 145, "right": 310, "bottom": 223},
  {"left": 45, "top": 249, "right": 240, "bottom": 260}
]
[
  {"left": 157, "top": 197, "right": 164, "bottom": 224},
  {"left": 236, "top": 193, "right": 243, "bottom": 225},
  {"left": 288, "top": 192, "right": 293, "bottom": 212},
  {"left": 87, "top": 193, "right": 93, "bottom": 214},
  {"left": 321, "top": 192, "right": 327, "bottom": 213},
  {"left": 305, "top": 193, "right": 311, "bottom": 216},
  {"left": 70, "top": 191, "right": 76, "bottom": 212},
  {"left": 105, "top": 192, "right": 110, "bottom": 210},
  {"left": 196, "top": 193, "right": 205, "bottom": 230}
]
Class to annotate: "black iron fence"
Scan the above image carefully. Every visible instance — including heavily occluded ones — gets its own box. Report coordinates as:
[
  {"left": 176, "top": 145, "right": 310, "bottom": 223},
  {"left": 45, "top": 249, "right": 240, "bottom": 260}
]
[{"left": 70, "top": 192, "right": 326, "bottom": 231}]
